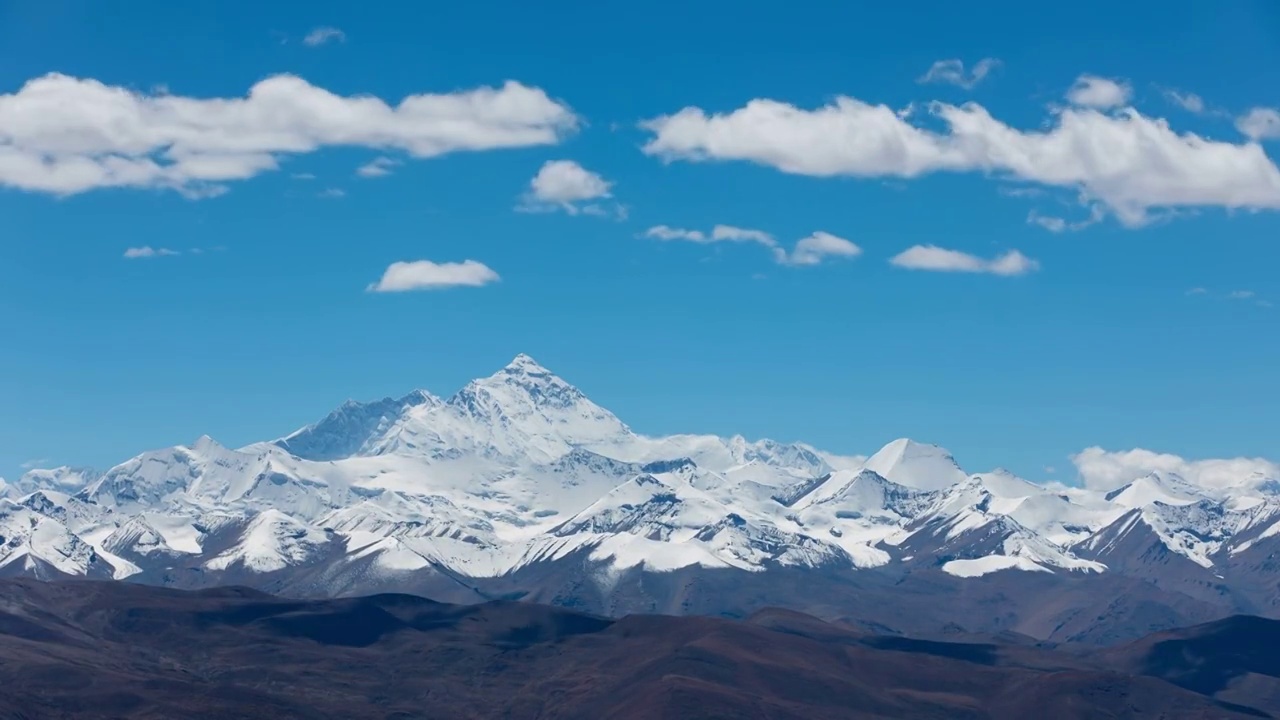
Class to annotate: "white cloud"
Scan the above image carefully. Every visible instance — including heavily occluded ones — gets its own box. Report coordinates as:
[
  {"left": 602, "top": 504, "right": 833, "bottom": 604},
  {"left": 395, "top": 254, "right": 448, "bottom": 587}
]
[
  {"left": 357, "top": 156, "right": 401, "bottom": 178},
  {"left": 711, "top": 224, "right": 776, "bottom": 246},
  {"left": 19, "top": 458, "right": 48, "bottom": 470},
  {"left": 366, "top": 259, "right": 500, "bottom": 292},
  {"left": 1071, "top": 446, "right": 1279, "bottom": 492},
  {"left": 1028, "top": 205, "right": 1104, "bottom": 233},
  {"left": 774, "top": 231, "right": 861, "bottom": 266},
  {"left": 303, "top": 27, "right": 346, "bottom": 47},
  {"left": 640, "top": 94, "right": 1280, "bottom": 227},
  {"left": 124, "top": 246, "right": 180, "bottom": 258},
  {"left": 318, "top": 187, "right": 345, "bottom": 198},
  {"left": 640, "top": 224, "right": 774, "bottom": 246},
  {"left": 1065, "top": 74, "right": 1132, "bottom": 109},
  {"left": 1163, "top": 89, "right": 1206, "bottom": 114},
  {"left": 1237, "top": 107, "right": 1280, "bottom": 141},
  {"left": 519, "top": 160, "right": 619, "bottom": 216},
  {"left": 1229, "top": 289, "right": 1256, "bottom": 299},
  {"left": 917, "top": 58, "right": 1001, "bottom": 90},
  {"left": 642, "top": 225, "right": 707, "bottom": 242},
  {"left": 641, "top": 224, "right": 855, "bottom": 266},
  {"left": 0, "top": 73, "right": 577, "bottom": 197},
  {"left": 889, "top": 245, "right": 1039, "bottom": 276}
]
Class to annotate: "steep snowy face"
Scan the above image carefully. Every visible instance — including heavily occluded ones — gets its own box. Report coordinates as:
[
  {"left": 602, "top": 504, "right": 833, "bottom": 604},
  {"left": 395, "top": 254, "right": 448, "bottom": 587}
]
[
  {"left": 365, "top": 354, "right": 633, "bottom": 463},
  {"left": 276, "top": 391, "right": 442, "bottom": 461},
  {"left": 863, "top": 439, "right": 968, "bottom": 491}
]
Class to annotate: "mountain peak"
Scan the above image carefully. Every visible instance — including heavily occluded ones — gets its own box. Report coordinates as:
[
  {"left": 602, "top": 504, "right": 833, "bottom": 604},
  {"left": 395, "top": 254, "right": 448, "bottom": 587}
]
[
  {"left": 864, "top": 438, "right": 967, "bottom": 492},
  {"left": 502, "top": 353, "right": 550, "bottom": 375}
]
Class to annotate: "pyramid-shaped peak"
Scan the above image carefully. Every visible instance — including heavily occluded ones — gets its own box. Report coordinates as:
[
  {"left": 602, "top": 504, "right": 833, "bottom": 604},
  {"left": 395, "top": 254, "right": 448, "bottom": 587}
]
[
  {"left": 502, "top": 353, "right": 552, "bottom": 374},
  {"left": 864, "top": 438, "right": 966, "bottom": 492}
]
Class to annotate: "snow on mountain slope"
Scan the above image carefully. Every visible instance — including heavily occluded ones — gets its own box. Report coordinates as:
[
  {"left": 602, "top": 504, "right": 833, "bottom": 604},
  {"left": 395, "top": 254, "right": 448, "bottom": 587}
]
[
  {"left": 1104, "top": 472, "right": 1200, "bottom": 509},
  {"left": 863, "top": 439, "right": 968, "bottom": 491},
  {"left": 893, "top": 479, "right": 1105, "bottom": 575},
  {"left": 205, "top": 510, "right": 334, "bottom": 573},
  {"left": 549, "top": 472, "right": 846, "bottom": 571},
  {"left": 275, "top": 390, "right": 442, "bottom": 461},
  {"left": 364, "top": 355, "right": 632, "bottom": 464},
  {"left": 0, "top": 500, "right": 120, "bottom": 579},
  {"left": 9, "top": 353, "right": 1278, "bottom": 594}
]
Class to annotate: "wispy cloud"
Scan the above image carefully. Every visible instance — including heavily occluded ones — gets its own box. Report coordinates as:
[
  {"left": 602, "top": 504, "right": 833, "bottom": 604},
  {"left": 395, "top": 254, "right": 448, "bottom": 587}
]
[
  {"left": 890, "top": 245, "right": 1039, "bottom": 276},
  {"left": 1188, "top": 287, "right": 1272, "bottom": 308},
  {"left": 641, "top": 225, "right": 858, "bottom": 266},
  {"left": 303, "top": 26, "right": 346, "bottom": 47},
  {"left": 367, "top": 260, "right": 500, "bottom": 292},
  {"left": 290, "top": 172, "right": 316, "bottom": 181},
  {"left": 1027, "top": 205, "right": 1104, "bottom": 233},
  {"left": 917, "top": 58, "right": 1001, "bottom": 90},
  {"left": 1163, "top": 89, "right": 1206, "bottom": 114},
  {"left": 318, "top": 188, "right": 346, "bottom": 199},
  {"left": 357, "top": 156, "right": 402, "bottom": 178},
  {"left": 124, "top": 246, "right": 181, "bottom": 259},
  {"left": 19, "top": 458, "right": 48, "bottom": 470}
]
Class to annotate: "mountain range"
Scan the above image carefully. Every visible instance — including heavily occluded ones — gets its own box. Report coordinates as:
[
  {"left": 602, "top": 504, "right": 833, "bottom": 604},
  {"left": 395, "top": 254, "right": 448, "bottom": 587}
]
[{"left": 4, "top": 354, "right": 1279, "bottom": 644}]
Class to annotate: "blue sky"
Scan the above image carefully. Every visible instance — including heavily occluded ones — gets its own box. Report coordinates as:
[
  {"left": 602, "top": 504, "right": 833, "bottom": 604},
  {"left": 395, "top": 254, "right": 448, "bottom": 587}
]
[{"left": 1, "top": 0, "right": 1278, "bottom": 482}]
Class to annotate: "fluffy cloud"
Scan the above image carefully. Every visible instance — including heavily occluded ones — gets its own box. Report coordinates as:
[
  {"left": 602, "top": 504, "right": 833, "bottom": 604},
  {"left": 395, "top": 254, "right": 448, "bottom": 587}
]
[
  {"left": 1065, "top": 74, "right": 1132, "bottom": 109},
  {"left": 0, "top": 73, "right": 577, "bottom": 196},
  {"left": 640, "top": 93, "right": 1280, "bottom": 226},
  {"left": 774, "top": 231, "right": 861, "bottom": 266},
  {"left": 1071, "top": 446, "right": 1280, "bottom": 492},
  {"left": 357, "top": 156, "right": 402, "bottom": 178},
  {"left": 1237, "top": 108, "right": 1280, "bottom": 141},
  {"left": 917, "top": 58, "right": 1001, "bottom": 90},
  {"left": 123, "top": 246, "right": 180, "bottom": 259},
  {"left": 303, "top": 27, "right": 346, "bottom": 47},
  {"left": 519, "top": 160, "right": 620, "bottom": 216},
  {"left": 366, "top": 260, "right": 500, "bottom": 292},
  {"left": 889, "top": 245, "right": 1039, "bottom": 276}
]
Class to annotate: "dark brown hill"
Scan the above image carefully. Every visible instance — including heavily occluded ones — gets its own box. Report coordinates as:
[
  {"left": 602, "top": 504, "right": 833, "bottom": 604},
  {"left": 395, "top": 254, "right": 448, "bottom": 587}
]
[{"left": 0, "top": 579, "right": 1268, "bottom": 719}]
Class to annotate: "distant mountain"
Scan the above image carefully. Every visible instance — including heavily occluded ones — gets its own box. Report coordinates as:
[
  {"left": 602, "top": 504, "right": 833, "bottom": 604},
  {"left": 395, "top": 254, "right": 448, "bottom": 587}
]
[
  {"left": 0, "top": 579, "right": 1272, "bottom": 719},
  {"left": 5, "top": 354, "right": 1280, "bottom": 643}
]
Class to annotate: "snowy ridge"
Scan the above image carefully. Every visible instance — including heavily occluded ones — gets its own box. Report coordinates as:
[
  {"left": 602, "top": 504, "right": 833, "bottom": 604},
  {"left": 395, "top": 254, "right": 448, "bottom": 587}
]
[{"left": 10, "top": 354, "right": 1280, "bottom": 595}]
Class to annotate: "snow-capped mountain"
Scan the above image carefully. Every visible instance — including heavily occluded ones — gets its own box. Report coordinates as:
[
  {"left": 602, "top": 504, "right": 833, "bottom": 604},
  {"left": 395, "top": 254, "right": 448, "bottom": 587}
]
[{"left": 8, "top": 354, "right": 1280, "bottom": 632}]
